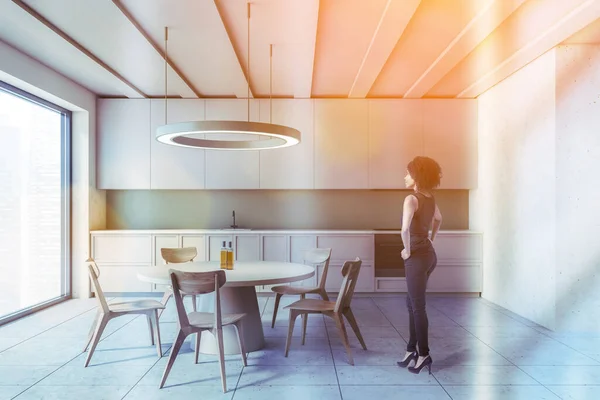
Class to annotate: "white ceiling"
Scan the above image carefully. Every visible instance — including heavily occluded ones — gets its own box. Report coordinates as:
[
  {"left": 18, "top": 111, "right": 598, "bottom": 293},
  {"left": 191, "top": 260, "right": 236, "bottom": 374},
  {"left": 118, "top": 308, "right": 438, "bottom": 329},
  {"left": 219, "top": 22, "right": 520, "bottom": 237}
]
[{"left": 0, "top": 0, "right": 599, "bottom": 99}]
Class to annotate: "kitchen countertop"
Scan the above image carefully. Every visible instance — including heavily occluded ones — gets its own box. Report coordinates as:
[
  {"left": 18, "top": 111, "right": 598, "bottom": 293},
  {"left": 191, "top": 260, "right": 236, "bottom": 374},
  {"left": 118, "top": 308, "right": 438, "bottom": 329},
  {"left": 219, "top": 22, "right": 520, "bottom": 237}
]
[{"left": 90, "top": 229, "right": 480, "bottom": 235}]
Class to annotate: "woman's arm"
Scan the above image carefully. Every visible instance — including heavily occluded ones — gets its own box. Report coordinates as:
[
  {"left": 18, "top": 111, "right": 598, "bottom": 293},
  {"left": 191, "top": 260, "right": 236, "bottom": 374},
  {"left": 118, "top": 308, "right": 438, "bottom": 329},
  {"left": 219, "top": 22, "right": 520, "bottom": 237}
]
[
  {"left": 401, "top": 195, "right": 417, "bottom": 259},
  {"left": 430, "top": 204, "right": 443, "bottom": 242}
]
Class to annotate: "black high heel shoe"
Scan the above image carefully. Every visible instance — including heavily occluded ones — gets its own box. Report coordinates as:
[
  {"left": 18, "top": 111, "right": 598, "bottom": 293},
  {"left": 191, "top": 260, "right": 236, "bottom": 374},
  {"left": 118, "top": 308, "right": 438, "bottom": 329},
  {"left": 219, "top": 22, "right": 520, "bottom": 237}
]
[
  {"left": 396, "top": 351, "right": 418, "bottom": 367},
  {"left": 408, "top": 355, "right": 433, "bottom": 375}
]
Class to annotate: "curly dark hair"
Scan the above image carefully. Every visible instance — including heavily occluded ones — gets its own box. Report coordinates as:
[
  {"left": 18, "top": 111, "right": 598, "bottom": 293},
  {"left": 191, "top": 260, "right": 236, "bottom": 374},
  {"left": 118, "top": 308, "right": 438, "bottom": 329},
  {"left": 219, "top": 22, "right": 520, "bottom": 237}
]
[{"left": 407, "top": 156, "right": 442, "bottom": 190}]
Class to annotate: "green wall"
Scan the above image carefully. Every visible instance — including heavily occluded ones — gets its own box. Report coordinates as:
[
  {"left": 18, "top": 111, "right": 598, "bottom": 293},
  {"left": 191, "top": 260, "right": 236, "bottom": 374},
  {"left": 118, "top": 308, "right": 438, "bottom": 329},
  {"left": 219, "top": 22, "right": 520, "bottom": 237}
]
[{"left": 106, "top": 190, "right": 469, "bottom": 230}]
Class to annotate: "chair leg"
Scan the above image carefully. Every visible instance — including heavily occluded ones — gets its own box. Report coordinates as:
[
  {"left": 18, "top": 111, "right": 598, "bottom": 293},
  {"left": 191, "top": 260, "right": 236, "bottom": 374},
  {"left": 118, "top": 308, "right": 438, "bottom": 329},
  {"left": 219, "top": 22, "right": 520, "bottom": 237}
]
[
  {"left": 152, "top": 309, "right": 163, "bottom": 357},
  {"left": 84, "top": 314, "right": 110, "bottom": 367},
  {"left": 191, "top": 295, "right": 197, "bottom": 312},
  {"left": 83, "top": 310, "right": 101, "bottom": 352},
  {"left": 271, "top": 293, "right": 282, "bottom": 328},
  {"left": 300, "top": 294, "right": 307, "bottom": 345},
  {"left": 158, "top": 289, "right": 172, "bottom": 319},
  {"left": 319, "top": 289, "right": 330, "bottom": 302},
  {"left": 285, "top": 310, "right": 299, "bottom": 357},
  {"left": 146, "top": 313, "right": 155, "bottom": 346},
  {"left": 215, "top": 328, "right": 227, "bottom": 393},
  {"left": 194, "top": 332, "right": 201, "bottom": 364},
  {"left": 333, "top": 314, "right": 354, "bottom": 366},
  {"left": 233, "top": 322, "right": 247, "bottom": 366},
  {"left": 344, "top": 308, "right": 367, "bottom": 350},
  {"left": 159, "top": 330, "right": 187, "bottom": 389}
]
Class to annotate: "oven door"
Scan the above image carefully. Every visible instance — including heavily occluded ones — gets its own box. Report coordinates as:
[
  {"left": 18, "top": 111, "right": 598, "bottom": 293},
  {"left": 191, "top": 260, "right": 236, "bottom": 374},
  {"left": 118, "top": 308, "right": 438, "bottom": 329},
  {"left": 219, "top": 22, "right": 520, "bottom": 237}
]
[{"left": 374, "top": 234, "right": 405, "bottom": 277}]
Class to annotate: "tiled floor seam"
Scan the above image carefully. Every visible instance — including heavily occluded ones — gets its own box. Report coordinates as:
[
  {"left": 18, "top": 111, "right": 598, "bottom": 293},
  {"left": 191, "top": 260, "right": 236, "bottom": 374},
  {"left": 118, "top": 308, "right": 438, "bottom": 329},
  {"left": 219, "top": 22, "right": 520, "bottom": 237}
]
[
  {"left": 0, "top": 298, "right": 113, "bottom": 355},
  {"left": 322, "top": 314, "right": 344, "bottom": 400},
  {"left": 8, "top": 309, "right": 139, "bottom": 400},
  {"left": 431, "top": 304, "right": 558, "bottom": 391},
  {"left": 118, "top": 339, "right": 175, "bottom": 400}
]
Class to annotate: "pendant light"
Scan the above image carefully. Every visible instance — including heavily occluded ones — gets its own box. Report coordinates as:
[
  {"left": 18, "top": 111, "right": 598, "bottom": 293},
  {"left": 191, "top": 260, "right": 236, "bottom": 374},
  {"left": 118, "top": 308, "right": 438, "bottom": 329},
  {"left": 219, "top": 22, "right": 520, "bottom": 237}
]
[{"left": 156, "top": 3, "right": 301, "bottom": 150}]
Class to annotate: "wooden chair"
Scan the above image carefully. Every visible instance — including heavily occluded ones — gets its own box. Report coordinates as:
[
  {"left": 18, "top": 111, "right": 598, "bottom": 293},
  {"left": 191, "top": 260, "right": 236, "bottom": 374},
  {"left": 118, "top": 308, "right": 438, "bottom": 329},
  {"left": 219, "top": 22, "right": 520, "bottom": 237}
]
[
  {"left": 159, "top": 269, "right": 247, "bottom": 393},
  {"left": 283, "top": 257, "right": 367, "bottom": 365},
  {"left": 270, "top": 248, "right": 332, "bottom": 339},
  {"left": 158, "top": 247, "right": 198, "bottom": 317},
  {"left": 83, "top": 258, "right": 165, "bottom": 367}
]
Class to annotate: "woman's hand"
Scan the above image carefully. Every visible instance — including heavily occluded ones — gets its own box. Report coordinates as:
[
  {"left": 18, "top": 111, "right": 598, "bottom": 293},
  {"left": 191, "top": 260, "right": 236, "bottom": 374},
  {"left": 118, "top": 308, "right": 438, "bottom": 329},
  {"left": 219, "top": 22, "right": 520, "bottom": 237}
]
[{"left": 401, "top": 249, "right": 410, "bottom": 260}]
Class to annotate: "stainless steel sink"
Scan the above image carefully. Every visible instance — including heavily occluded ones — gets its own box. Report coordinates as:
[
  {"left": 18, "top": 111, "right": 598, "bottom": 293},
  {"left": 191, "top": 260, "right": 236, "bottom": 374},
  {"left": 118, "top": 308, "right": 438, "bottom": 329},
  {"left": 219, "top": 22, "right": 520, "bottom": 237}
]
[{"left": 217, "top": 228, "right": 252, "bottom": 231}]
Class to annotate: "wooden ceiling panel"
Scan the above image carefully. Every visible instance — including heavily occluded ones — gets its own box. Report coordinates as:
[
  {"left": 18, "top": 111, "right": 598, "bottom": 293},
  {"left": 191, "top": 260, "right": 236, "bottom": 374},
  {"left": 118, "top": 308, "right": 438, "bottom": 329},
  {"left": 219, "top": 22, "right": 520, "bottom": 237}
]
[
  {"left": 348, "top": 0, "right": 421, "bottom": 98},
  {"left": 403, "top": 0, "right": 526, "bottom": 98},
  {"left": 562, "top": 16, "right": 600, "bottom": 43},
  {"left": 23, "top": 0, "right": 195, "bottom": 98},
  {"left": 120, "top": 0, "right": 250, "bottom": 98},
  {"left": 215, "top": 0, "right": 319, "bottom": 98},
  {"left": 428, "top": 0, "right": 600, "bottom": 98},
  {"left": 0, "top": 0, "right": 141, "bottom": 97},
  {"left": 312, "top": 0, "right": 389, "bottom": 97},
  {"left": 2, "top": 0, "right": 598, "bottom": 99},
  {"left": 369, "top": 0, "right": 498, "bottom": 98}
]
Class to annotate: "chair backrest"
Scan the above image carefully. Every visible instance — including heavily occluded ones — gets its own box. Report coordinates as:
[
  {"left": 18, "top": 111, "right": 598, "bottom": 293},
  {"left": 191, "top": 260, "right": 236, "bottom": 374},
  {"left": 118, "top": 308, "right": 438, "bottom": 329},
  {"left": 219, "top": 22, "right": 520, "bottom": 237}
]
[
  {"left": 161, "top": 247, "right": 197, "bottom": 264},
  {"left": 87, "top": 258, "right": 109, "bottom": 313},
  {"left": 333, "top": 257, "right": 362, "bottom": 313},
  {"left": 169, "top": 269, "right": 227, "bottom": 329},
  {"left": 303, "top": 248, "right": 332, "bottom": 290}
]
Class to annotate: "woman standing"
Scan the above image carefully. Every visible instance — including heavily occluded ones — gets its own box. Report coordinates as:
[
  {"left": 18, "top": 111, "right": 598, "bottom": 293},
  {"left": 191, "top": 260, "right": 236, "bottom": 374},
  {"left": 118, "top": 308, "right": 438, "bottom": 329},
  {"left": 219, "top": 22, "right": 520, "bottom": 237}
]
[{"left": 396, "top": 156, "right": 443, "bottom": 374}]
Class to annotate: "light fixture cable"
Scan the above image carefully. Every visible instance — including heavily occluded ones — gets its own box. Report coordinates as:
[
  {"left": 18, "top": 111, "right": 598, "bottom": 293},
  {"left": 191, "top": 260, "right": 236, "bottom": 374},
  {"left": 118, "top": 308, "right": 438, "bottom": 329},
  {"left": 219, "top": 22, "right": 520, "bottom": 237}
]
[
  {"left": 247, "top": 2, "right": 251, "bottom": 122},
  {"left": 164, "top": 26, "right": 168, "bottom": 124}
]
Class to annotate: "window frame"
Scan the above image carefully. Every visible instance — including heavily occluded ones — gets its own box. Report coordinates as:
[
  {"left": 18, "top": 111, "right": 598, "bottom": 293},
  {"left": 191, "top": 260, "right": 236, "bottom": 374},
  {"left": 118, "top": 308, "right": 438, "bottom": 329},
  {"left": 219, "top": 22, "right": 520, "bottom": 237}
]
[{"left": 0, "top": 80, "right": 72, "bottom": 326}]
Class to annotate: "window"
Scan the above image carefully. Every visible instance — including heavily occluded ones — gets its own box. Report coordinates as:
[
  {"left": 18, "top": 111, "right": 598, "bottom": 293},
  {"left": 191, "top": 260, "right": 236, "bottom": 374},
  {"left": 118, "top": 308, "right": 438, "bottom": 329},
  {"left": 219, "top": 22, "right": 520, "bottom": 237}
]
[{"left": 0, "top": 81, "right": 71, "bottom": 324}]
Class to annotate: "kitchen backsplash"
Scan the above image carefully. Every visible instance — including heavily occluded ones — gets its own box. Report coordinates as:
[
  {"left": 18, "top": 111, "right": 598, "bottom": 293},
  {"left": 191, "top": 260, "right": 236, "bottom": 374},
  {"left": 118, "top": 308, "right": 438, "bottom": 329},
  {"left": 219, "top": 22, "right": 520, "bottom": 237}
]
[{"left": 106, "top": 190, "right": 469, "bottom": 230}]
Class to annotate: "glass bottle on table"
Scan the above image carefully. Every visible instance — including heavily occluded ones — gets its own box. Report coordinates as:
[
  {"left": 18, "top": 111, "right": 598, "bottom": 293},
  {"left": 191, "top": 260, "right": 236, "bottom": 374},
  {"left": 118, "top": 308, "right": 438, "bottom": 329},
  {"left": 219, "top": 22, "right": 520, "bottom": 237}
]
[
  {"left": 220, "top": 241, "right": 228, "bottom": 269},
  {"left": 227, "top": 241, "right": 234, "bottom": 270}
]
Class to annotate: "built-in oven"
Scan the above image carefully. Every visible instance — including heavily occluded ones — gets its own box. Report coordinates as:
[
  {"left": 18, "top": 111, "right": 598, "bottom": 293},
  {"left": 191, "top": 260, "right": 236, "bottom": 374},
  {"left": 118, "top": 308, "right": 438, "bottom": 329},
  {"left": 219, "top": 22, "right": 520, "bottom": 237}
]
[{"left": 374, "top": 231, "right": 405, "bottom": 277}]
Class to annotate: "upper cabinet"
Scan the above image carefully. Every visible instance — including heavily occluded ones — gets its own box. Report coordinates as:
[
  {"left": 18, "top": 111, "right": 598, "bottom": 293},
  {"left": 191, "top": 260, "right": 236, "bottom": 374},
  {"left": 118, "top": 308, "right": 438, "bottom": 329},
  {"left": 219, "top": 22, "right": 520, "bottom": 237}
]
[
  {"left": 314, "top": 100, "right": 370, "bottom": 189},
  {"left": 97, "top": 99, "right": 150, "bottom": 189},
  {"left": 204, "top": 99, "right": 260, "bottom": 189},
  {"left": 369, "top": 100, "right": 423, "bottom": 189},
  {"left": 422, "top": 99, "right": 478, "bottom": 189},
  {"left": 150, "top": 99, "right": 206, "bottom": 189},
  {"left": 258, "top": 99, "right": 314, "bottom": 189},
  {"left": 96, "top": 98, "right": 477, "bottom": 190}
]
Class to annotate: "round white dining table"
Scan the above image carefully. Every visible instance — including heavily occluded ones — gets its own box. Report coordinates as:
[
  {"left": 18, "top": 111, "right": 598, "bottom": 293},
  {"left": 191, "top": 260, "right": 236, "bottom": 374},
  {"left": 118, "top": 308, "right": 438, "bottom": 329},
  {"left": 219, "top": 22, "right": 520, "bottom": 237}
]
[{"left": 137, "top": 261, "right": 314, "bottom": 355}]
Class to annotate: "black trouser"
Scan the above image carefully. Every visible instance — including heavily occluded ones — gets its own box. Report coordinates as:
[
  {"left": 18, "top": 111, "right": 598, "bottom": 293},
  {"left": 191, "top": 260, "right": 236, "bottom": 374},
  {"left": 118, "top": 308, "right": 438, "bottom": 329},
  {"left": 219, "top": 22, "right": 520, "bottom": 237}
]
[{"left": 405, "top": 247, "right": 437, "bottom": 356}]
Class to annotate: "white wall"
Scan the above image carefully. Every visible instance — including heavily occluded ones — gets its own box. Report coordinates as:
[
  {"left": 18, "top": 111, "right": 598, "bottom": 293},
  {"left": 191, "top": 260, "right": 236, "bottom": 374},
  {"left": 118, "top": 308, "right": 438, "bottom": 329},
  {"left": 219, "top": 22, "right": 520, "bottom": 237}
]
[
  {"left": 0, "top": 39, "right": 105, "bottom": 299},
  {"left": 555, "top": 45, "right": 600, "bottom": 333},
  {"left": 473, "top": 50, "right": 557, "bottom": 329}
]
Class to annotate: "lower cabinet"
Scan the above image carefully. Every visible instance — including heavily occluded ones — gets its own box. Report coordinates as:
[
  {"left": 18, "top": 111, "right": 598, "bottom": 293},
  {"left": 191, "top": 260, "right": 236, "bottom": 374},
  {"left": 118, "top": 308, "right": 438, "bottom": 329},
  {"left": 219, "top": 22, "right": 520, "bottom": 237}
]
[{"left": 89, "top": 230, "right": 481, "bottom": 295}]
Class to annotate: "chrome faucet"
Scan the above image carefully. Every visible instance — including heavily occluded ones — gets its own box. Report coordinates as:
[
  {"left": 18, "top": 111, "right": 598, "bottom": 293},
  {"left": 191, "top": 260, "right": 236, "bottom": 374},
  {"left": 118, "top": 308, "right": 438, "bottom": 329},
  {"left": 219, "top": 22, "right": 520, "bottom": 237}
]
[{"left": 230, "top": 210, "right": 238, "bottom": 229}]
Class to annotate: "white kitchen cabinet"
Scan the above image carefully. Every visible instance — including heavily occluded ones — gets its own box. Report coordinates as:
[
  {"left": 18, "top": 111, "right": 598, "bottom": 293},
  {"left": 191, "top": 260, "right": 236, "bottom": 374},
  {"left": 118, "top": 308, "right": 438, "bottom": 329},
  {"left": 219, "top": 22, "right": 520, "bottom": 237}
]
[
  {"left": 261, "top": 235, "right": 288, "bottom": 262},
  {"left": 234, "top": 234, "right": 260, "bottom": 261},
  {"left": 422, "top": 99, "right": 478, "bottom": 189},
  {"left": 204, "top": 99, "right": 260, "bottom": 189},
  {"left": 289, "top": 235, "right": 318, "bottom": 287},
  {"left": 314, "top": 100, "right": 370, "bottom": 189},
  {"left": 181, "top": 235, "right": 207, "bottom": 261},
  {"left": 150, "top": 99, "right": 206, "bottom": 189},
  {"left": 369, "top": 100, "right": 423, "bottom": 188},
  {"left": 97, "top": 99, "right": 150, "bottom": 189},
  {"left": 319, "top": 262, "right": 375, "bottom": 292},
  {"left": 152, "top": 234, "right": 179, "bottom": 265},
  {"left": 259, "top": 235, "right": 288, "bottom": 292},
  {"left": 91, "top": 234, "right": 151, "bottom": 265},
  {"left": 258, "top": 99, "right": 314, "bottom": 189},
  {"left": 207, "top": 234, "right": 233, "bottom": 261},
  {"left": 316, "top": 234, "right": 374, "bottom": 292},
  {"left": 90, "top": 230, "right": 482, "bottom": 294}
]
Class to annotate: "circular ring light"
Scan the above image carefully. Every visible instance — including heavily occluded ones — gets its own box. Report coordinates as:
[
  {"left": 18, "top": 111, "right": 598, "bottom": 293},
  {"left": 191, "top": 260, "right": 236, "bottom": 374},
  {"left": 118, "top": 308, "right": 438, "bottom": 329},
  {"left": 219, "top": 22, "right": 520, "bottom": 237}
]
[{"left": 156, "top": 120, "right": 301, "bottom": 150}]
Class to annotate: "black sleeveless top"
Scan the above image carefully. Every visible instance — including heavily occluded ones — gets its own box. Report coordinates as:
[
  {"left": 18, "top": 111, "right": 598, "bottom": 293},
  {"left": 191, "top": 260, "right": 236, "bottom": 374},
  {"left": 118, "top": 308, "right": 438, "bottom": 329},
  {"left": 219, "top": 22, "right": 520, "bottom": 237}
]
[{"left": 408, "top": 192, "right": 435, "bottom": 254}]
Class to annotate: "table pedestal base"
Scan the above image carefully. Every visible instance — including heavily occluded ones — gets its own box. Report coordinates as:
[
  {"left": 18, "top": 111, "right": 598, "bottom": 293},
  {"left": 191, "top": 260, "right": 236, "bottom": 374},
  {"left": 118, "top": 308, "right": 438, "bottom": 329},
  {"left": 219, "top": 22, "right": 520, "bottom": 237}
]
[{"left": 191, "top": 286, "right": 264, "bottom": 355}]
